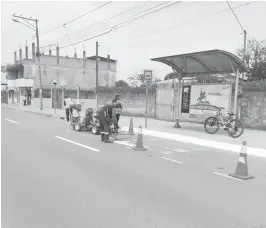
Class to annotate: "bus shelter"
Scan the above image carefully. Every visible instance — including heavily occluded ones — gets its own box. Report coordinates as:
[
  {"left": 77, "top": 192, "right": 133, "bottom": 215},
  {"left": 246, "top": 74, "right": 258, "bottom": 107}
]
[{"left": 151, "top": 49, "right": 248, "bottom": 128}]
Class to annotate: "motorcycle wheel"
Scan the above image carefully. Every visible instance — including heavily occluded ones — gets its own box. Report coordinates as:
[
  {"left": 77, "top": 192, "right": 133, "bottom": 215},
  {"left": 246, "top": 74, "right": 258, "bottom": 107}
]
[
  {"left": 74, "top": 123, "right": 81, "bottom": 131},
  {"left": 91, "top": 125, "right": 99, "bottom": 135}
]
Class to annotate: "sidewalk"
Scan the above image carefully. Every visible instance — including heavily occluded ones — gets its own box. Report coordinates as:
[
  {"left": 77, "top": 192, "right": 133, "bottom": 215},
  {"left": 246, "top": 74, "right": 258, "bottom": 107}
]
[
  {"left": 2, "top": 103, "right": 65, "bottom": 118},
  {"left": 2, "top": 103, "right": 266, "bottom": 157},
  {"left": 119, "top": 115, "right": 266, "bottom": 158}
]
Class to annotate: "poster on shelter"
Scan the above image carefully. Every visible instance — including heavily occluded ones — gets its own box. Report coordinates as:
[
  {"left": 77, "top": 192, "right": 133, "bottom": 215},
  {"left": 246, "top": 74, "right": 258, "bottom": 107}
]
[
  {"left": 181, "top": 85, "right": 191, "bottom": 114},
  {"left": 189, "top": 84, "right": 231, "bottom": 118}
]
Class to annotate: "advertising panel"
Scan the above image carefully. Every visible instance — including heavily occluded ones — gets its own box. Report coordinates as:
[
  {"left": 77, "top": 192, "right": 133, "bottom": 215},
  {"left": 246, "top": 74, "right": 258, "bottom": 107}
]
[{"left": 189, "top": 84, "right": 231, "bottom": 119}]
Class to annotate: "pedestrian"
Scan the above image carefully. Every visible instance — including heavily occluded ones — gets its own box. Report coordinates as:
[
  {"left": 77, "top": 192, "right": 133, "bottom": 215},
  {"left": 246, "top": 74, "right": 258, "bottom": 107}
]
[
  {"left": 23, "top": 94, "right": 27, "bottom": 106},
  {"left": 96, "top": 102, "right": 122, "bottom": 143},
  {"left": 64, "top": 97, "right": 72, "bottom": 122},
  {"left": 112, "top": 94, "right": 123, "bottom": 128}
]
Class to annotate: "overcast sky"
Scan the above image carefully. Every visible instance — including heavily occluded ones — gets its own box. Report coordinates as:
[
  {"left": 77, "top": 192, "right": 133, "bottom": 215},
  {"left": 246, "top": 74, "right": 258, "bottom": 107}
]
[{"left": 1, "top": 1, "right": 266, "bottom": 80}]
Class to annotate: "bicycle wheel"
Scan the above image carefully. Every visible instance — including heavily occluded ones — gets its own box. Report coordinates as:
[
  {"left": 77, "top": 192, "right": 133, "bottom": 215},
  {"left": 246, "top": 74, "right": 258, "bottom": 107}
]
[
  {"left": 204, "top": 116, "right": 220, "bottom": 134},
  {"left": 227, "top": 119, "right": 244, "bottom": 138}
]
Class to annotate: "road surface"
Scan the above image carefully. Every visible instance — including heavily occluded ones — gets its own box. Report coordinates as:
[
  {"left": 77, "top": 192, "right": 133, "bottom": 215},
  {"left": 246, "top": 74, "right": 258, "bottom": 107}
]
[{"left": 2, "top": 107, "right": 266, "bottom": 228}]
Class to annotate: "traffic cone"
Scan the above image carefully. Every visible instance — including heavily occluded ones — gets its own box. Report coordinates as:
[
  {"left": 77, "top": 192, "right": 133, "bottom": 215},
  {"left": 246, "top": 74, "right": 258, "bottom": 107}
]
[
  {"left": 132, "top": 125, "right": 147, "bottom": 151},
  {"left": 229, "top": 141, "right": 254, "bottom": 180},
  {"left": 128, "top": 118, "right": 135, "bottom": 135}
]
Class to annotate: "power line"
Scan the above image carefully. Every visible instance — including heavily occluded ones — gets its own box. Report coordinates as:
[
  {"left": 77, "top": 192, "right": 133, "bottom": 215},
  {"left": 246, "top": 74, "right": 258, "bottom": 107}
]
[
  {"left": 39, "top": 1, "right": 112, "bottom": 36},
  {"left": 63, "top": 25, "right": 75, "bottom": 52},
  {"left": 54, "top": 1, "right": 166, "bottom": 43},
  {"left": 46, "top": 2, "right": 181, "bottom": 51},
  {"left": 116, "top": 1, "right": 181, "bottom": 29},
  {"left": 124, "top": 2, "right": 251, "bottom": 43},
  {"left": 227, "top": 1, "right": 245, "bottom": 31},
  {"left": 78, "top": 1, "right": 152, "bottom": 33},
  {"left": 51, "top": 30, "right": 113, "bottom": 51},
  {"left": 65, "top": 2, "right": 180, "bottom": 43},
  {"left": 41, "top": 2, "right": 181, "bottom": 50}
]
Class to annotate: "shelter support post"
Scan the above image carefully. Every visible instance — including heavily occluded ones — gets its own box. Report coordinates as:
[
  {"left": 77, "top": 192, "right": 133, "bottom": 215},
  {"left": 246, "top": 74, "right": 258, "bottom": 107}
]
[
  {"left": 174, "top": 74, "right": 182, "bottom": 128},
  {"left": 233, "top": 69, "right": 240, "bottom": 117}
]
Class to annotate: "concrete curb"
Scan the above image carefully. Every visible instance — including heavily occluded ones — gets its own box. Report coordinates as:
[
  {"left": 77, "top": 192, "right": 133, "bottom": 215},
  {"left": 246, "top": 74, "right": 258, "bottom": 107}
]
[{"left": 2, "top": 106, "right": 61, "bottom": 119}]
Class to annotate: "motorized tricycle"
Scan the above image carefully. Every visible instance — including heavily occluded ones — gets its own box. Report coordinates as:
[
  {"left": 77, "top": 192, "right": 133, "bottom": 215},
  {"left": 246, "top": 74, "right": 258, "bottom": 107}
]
[{"left": 70, "top": 104, "right": 100, "bottom": 134}]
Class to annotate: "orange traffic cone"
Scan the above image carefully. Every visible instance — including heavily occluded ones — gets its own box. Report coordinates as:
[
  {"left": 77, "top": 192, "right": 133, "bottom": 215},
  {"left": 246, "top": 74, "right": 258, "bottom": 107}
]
[
  {"left": 132, "top": 125, "right": 147, "bottom": 151},
  {"left": 229, "top": 141, "right": 254, "bottom": 180},
  {"left": 128, "top": 118, "right": 135, "bottom": 135}
]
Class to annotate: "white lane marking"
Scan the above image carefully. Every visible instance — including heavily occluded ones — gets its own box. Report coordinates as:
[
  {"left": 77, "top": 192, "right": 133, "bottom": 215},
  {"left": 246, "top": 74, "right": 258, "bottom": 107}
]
[
  {"left": 6, "top": 119, "right": 19, "bottom": 124},
  {"left": 55, "top": 136, "right": 100, "bottom": 152},
  {"left": 161, "top": 157, "right": 183, "bottom": 164},
  {"left": 121, "top": 127, "right": 266, "bottom": 158},
  {"left": 114, "top": 141, "right": 135, "bottom": 147},
  {"left": 213, "top": 172, "right": 244, "bottom": 182}
]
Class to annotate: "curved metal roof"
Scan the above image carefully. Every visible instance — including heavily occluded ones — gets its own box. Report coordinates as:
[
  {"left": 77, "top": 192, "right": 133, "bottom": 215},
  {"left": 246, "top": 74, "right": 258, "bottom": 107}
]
[{"left": 151, "top": 49, "right": 248, "bottom": 77}]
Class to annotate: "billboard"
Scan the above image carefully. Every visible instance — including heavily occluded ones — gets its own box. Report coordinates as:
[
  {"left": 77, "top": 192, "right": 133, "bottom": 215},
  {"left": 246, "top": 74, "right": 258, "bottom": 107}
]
[{"left": 188, "top": 84, "right": 231, "bottom": 118}]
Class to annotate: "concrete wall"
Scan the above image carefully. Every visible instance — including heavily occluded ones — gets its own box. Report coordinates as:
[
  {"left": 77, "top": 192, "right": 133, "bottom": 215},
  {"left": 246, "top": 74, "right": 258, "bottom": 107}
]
[
  {"left": 97, "top": 87, "right": 156, "bottom": 117},
  {"left": 23, "top": 59, "right": 116, "bottom": 89},
  {"left": 32, "top": 98, "right": 52, "bottom": 109}
]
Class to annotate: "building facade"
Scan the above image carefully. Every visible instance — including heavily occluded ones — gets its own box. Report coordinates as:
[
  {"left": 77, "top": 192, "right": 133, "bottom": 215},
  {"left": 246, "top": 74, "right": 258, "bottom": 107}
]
[{"left": 5, "top": 43, "right": 117, "bottom": 106}]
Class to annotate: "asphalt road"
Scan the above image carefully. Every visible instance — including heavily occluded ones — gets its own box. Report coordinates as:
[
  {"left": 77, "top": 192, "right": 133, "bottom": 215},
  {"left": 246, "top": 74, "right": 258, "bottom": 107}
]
[{"left": 2, "top": 107, "right": 266, "bottom": 228}]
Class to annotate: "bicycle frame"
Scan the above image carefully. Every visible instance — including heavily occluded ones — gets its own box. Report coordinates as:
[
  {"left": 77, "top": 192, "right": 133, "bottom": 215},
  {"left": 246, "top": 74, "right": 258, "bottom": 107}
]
[{"left": 214, "top": 110, "right": 230, "bottom": 129}]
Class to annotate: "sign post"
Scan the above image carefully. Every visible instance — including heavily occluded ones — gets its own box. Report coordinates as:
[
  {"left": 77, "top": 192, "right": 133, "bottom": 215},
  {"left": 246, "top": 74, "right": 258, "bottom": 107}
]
[
  {"left": 51, "top": 79, "right": 60, "bottom": 115},
  {"left": 144, "top": 70, "right": 152, "bottom": 128}
]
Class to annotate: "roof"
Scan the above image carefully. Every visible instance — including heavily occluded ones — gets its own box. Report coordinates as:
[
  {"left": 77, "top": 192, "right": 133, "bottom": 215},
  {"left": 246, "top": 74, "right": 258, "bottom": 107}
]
[
  {"left": 151, "top": 49, "right": 248, "bottom": 77},
  {"left": 87, "top": 55, "right": 117, "bottom": 63}
]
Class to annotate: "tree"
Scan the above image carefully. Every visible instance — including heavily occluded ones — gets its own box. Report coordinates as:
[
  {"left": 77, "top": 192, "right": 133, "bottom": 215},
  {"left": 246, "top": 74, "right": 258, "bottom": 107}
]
[
  {"left": 115, "top": 80, "right": 129, "bottom": 87},
  {"left": 127, "top": 73, "right": 161, "bottom": 87},
  {"left": 236, "top": 39, "right": 266, "bottom": 81},
  {"left": 164, "top": 72, "right": 178, "bottom": 80},
  {"left": 127, "top": 73, "right": 145, "bottom": 87}
]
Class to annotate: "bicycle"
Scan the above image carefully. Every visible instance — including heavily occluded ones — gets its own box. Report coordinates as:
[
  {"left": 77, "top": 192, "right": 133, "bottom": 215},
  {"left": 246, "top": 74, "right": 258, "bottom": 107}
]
[
  {"left": 204, "top": 107, "right": 244, "bottom": 138},
  {"left": 109, "top": 120, "right": 119, "bottom": 139}
]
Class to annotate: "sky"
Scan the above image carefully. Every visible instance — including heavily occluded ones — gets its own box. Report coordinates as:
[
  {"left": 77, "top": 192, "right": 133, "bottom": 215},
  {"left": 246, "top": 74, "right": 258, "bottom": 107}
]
[{"left": 1, "top": 1, "right": 266, "bottom": 81}]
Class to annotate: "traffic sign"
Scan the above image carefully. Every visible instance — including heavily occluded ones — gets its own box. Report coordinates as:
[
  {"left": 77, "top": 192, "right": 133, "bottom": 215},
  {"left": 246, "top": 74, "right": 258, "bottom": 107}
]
[
  {"left": 51, "top": 79, "right": 60, "bottom": 87},
  {"left": 144, "top": 70, "right": 152, "bottom": 84}
]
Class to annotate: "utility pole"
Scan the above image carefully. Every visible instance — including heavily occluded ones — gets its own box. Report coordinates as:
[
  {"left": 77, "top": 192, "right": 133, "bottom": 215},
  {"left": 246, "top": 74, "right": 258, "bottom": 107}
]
[
  {"left": 96, "top": 41, "right": 99, "bottom": 108},
  {"left": 35, "top": 19, "right": 43, "bottom": 110},
  {"left": 12, "top": 14, "right": 43, "bottom": 110}
]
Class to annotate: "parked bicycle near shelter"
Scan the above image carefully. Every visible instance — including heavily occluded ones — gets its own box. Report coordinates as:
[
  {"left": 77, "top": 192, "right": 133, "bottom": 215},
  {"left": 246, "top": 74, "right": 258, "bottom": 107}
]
[{"left": 204, "top": 107, "right": 244, "bottom": 138}]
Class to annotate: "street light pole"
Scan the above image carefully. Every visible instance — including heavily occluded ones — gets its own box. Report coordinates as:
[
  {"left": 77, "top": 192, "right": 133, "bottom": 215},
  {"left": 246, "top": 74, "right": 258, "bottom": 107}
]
[{"left": 12, "top": 14, "right": 43, "bottom": 110}]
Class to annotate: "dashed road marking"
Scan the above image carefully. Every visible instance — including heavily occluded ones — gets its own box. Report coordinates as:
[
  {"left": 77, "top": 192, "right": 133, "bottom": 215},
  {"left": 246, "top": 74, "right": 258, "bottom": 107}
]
[
  {"left": 55, "top": 136, "right": 100, "bottom": 152},
  {"left": 114, "top": 141, "right": 135, "bottom": 147},
  {"left": 6, "top": 119, "right": 19, "bottom": 124},
  {"left": 158, "top": 146, "right": 190, "bottom": 153},
  {"left": 163, "top": 151, "right": 173, "bottom": 155},
  {"left": 161, "top": 157, "right": 183, "bottom": 164},
  {"left": 213, "top": 172, "right": 244, "bottom": 182}
]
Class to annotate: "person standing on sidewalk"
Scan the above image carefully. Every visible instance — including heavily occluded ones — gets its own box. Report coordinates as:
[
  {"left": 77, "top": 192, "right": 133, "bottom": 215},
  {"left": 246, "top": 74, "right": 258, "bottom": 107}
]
[
  {"left": 112, "top": 94, "right": 123, "bottom": 128},
  {"left": 64, "top": 97, "right": 72, "bottom": 122},
  {"left": 23, "top": 94, "right": 27, "bottom": 106}
]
